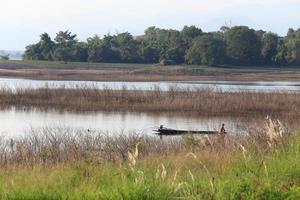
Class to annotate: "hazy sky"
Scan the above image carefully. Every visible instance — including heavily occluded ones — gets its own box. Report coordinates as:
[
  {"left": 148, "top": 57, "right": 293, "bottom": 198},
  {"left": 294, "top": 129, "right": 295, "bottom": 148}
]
[{"left": 0, "top": 0, "right": 299, "bottom": 50}]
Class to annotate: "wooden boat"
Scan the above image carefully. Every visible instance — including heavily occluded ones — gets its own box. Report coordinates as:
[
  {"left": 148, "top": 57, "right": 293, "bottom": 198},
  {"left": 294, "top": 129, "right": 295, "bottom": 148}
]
[{"left": 154, "top": 127, "right": 222, "bottom": 136}]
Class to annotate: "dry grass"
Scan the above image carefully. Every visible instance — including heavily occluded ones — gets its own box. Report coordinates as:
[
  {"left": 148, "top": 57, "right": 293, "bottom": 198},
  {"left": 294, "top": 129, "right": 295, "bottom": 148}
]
[
  {"left": 0, "top": 87, "right": 299, "bottom": 117},
  {"left": 0, "top": 127, "right": 186, "bottom": 166},
  {"left": 1, "top": 60, "right": 300, "bottom": 81},
  {"left": 0, "top": 117, "right": 290, "bottom": 167}
]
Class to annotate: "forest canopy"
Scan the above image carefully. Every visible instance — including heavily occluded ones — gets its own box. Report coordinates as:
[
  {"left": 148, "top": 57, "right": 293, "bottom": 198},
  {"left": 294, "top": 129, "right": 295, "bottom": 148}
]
[{"left": 23, "top": 26, "right": 300, "bottom": 66}]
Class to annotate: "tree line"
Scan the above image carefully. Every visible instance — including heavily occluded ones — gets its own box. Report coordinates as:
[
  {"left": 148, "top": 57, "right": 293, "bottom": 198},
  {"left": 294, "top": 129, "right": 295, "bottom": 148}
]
[{"left": 23, "top": 26, "right": 300, "bottom": 66}]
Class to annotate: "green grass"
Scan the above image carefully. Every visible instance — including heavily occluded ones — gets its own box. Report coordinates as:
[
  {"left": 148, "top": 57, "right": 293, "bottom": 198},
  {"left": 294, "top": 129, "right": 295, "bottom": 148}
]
[
  {"left": 1, "top": 136, "right": 300, "bottom": 199},
  {"left": 0, "top": 60, "right": 154, "bottom": 70},
  {"left": 2, "top": 60, "right": 300, "bottom": 73},
  {"left": 0, "top": 60, "right": 217, "bottom": 74}
]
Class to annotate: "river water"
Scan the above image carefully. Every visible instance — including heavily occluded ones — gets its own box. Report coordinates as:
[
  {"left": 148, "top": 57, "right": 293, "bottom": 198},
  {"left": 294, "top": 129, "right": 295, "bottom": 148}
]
[
  {"left": 1, "top": 78, "right": 300, "bottom": 92},
  {"left": 0, "top": 107, "right": 260, "bottom": 137},
  {"left": 0, "top": 78, "right": 294, "bottom": 137}
]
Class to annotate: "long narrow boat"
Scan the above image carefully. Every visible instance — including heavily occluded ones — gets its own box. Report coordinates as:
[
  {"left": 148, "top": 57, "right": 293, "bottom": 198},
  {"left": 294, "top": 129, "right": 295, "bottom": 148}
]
[{"left": 154, "top": 128, "right": 222, "bottom": 136}]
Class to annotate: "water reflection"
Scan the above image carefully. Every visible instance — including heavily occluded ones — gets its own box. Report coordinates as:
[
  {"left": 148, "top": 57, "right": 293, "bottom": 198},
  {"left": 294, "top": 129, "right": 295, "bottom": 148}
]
[{"left": 0, "top": 107, "right": 262, "bottom": 137}]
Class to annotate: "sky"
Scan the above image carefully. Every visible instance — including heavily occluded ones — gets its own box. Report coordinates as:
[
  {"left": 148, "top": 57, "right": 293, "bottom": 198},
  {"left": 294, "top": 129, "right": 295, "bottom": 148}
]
[{"left": 0, "top": 0, "right": 299, "bottom": 50}]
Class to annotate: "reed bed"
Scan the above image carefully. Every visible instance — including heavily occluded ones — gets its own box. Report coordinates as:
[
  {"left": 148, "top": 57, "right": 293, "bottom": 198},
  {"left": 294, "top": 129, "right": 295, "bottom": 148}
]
[
  {"left": 0, "top": 120, "right": 286, "bottom": 166},
  {"left": 0, "top": 118, "right": 299, "bottom": 199},
  {"left": 0, "top": 116, "right": 287, "bottom": 166},
  {"left": 0, "top": 127, "right": 182, "bottom": 166},
  {"left": 0, "top": 87, "right": 299, "bottom": 117}
]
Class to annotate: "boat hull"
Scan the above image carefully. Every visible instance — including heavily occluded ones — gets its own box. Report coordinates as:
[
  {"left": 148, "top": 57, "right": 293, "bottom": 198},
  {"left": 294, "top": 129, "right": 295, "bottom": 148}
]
[{"left": 154, "top": 128, "right": 221, "bottom": 136}]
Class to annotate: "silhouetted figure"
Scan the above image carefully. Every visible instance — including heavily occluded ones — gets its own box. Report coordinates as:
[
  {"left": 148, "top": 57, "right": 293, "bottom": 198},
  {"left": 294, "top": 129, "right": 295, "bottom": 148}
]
[
  {"left": 219, "top": 123, "right": 226, "bottom": 134},
  {"left": 218, "top": 123, "right": 226, "bottom": 145},
  {"left": 159, "top": 125, "right": 164, "bottom": 140}
]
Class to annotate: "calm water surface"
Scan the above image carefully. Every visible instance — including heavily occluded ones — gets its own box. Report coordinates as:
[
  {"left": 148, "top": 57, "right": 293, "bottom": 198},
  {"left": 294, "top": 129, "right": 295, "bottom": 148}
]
[
  {"left": 0, "top": 78, "right": 292, "bottom": 137},
  {"left": 0, "top": 108, "right": 258, "bottom": 137},
  {"left": 1, "top": 78, "right": 300, "bottom": 92}
]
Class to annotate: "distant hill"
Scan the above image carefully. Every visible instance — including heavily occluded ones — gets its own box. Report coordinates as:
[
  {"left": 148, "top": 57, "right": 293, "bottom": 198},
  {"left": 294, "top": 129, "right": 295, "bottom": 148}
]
[{"left": 0, "top": 50, "right": 23, "bottom": 60}]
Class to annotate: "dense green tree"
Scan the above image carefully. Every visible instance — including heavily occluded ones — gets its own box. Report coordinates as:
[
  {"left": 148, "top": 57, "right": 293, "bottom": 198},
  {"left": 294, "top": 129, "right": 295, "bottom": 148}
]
[
  {"left": 87, "top": 35, "right": 102, "bottom": 62},
  {"left": 226, "top": 26, "right": 262, "bottom": 65},
  {"left": 261, "top": 32, "right": 279, "bottom": 64},
  {"left": 23, "top": 33, "right": 54, "bottom": 60},
  {"left": 53, "top": 30, "right": 78, "bottom": 62},
  {"left": 164, "top": 47, "right": 185, "bottom": 64},
  {"left": 113, "top": 32, "right": 140, "bottom": 63},
  {"left": 180, "top": 26, "right": 202, "bottom": 47},
  {"left": 100, "top": 35, "right": 123, "bottom": 62},
  {"left": 144, "top": 27, "right": 170, "bottom": 56},
  {"left": 274, "top": 39, "right": 288, "bottom": 65},
  {"left": 167, "top": 30, "right": 182, "bottom": 48},
  {"left": 39, "top": 33, "right": 55, "bottom": 60},
  {"left": 23, "top": 44, "right": 41, "bottom": 60},
  {"left": 285, "top": 28, "right": 300, "bottom": 64},
  {"left": 138, "top": 43, "right": 160, "bottom": 63},
  {"left": 22, "top": 25, "right": 300, "bottom": 67},
  {"left": 186, "top": 34, "right": 226, "bottom": 66},
  {"left": 54, "top": 31, "right": 77, "bottom": 46},
  {"left": 219, "top": 26, "right": 230, "bottom": 41},
  {"left": 285, "top": 40, "right": 300, "bottom": 64},
  {"left": 73, "top": 42, "right": 88, "bottom": 62},
  {"left": 87, "top": 35, "right": 120, "bottom": 63},
  {"left": 143, "top": 27, "right": 185, "bottom": 64}
]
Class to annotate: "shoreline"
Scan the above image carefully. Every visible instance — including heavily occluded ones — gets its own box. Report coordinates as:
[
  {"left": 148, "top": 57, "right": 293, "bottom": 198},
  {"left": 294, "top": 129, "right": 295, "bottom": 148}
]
[{"left": 1, "top": 61, "right": 300, "bottom": 82}]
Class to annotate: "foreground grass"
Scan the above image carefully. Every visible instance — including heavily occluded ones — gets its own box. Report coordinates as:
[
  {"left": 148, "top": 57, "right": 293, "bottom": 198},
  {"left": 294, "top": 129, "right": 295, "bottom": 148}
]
[
  {"left": 1, "top": 138, "right": 300, "bottom": 199},
  {"left": 0, "top": 125, "right": 300, "bottom": 199}
]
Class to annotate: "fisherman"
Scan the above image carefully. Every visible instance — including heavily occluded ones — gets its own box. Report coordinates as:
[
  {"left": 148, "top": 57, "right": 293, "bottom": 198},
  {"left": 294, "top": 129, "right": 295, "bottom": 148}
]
[
  {"left": 219, "top": 123, "right": 226, "bottom": 134},
  {"left": 159, "top": 125, "right": 164, "bottom": 140},
  {"left": 218, "top": 123, "right": 226, "bottom": 144}
]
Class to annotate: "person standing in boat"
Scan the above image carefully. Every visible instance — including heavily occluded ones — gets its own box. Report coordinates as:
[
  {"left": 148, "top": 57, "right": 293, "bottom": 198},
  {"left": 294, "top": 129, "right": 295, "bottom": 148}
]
[
  {"left": 218, "top": 123, "right": 226, "bottom": 144},
  {"left": 219, "top": 123, "right": 226, "bottom": 134}
]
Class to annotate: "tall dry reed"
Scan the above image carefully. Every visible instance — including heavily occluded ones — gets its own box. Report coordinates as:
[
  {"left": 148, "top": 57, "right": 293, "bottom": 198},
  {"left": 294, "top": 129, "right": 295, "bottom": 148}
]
[
  {"left": 0, "top": 117, "right": 291, "bottom": 167},
  {"left": 0, "top": 87, "right": 299, "bottom": 117}
]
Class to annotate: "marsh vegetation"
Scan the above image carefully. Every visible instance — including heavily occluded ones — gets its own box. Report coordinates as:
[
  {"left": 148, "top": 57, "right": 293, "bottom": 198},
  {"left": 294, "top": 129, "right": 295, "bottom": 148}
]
[
  {"left": 0, "top": 81, "right": 299, "bottom": 199},
  {"left": 0, "top": 87, "right": 299, "bottom": 117},
  {"left": 0, "top": 118, "right": 299, "bottom": 199}
]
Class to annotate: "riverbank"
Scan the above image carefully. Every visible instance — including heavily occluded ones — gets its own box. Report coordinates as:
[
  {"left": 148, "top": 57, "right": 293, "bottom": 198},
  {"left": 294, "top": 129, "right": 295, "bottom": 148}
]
[
  {"left": 0, "top": 125, "right": 299, "bottom": 199},
  {"left": 1, "top": 60, "right": 300, "bottom": 81}
]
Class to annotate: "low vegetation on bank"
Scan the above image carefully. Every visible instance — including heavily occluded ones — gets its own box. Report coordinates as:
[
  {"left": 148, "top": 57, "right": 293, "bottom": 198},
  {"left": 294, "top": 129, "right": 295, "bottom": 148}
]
[
  {"left": 2, "top": 60, "right": 300, "bottom": 81},
  {"left": 0, "top": 118, "right": 299, "bottom": 199},
  {"left": 0, "top": 87, "right": 299, "bottom": 117}
]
